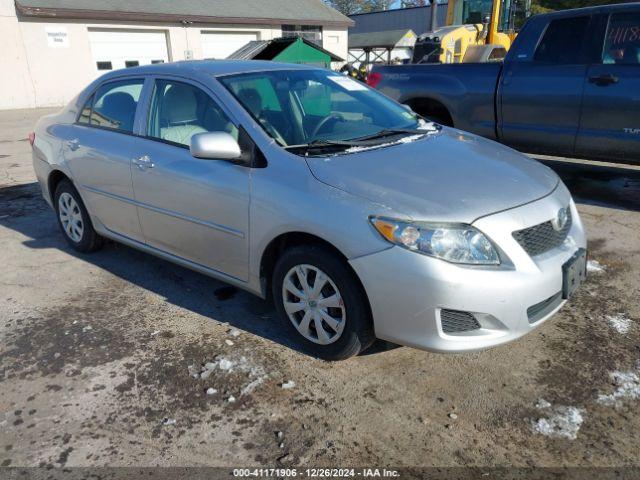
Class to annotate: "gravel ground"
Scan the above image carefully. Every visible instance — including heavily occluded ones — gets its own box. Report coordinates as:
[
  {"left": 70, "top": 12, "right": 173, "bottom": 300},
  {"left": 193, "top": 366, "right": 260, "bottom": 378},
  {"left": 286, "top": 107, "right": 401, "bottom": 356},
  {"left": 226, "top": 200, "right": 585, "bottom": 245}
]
[{"left": 1, "top": 108, "right": 639, "bottom": 469}]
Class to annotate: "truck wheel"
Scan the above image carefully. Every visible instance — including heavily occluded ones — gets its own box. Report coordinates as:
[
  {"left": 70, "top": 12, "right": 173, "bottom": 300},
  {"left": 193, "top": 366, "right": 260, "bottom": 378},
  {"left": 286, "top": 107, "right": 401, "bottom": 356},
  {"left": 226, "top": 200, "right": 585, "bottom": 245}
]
[
  {"left": 54, "top": 179, "right": 103, "bottom": 253},
  {"left": 272, "top": 246, "right": 375, "bottom": 361}
]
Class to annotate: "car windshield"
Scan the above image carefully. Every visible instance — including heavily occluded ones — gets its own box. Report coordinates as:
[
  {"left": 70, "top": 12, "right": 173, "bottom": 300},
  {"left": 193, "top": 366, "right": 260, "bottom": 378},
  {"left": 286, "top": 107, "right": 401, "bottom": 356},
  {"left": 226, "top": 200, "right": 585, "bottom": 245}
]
[{"left": 219, "top": 69, "right": 422, "bottom": 148}]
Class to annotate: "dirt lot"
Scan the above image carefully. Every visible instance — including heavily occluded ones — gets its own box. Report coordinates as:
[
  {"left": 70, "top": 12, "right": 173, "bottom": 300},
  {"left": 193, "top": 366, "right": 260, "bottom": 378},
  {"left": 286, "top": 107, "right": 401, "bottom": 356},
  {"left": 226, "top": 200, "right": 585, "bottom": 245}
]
[{"left": 1, "top": 108, "right": 639, "bottom": 470}]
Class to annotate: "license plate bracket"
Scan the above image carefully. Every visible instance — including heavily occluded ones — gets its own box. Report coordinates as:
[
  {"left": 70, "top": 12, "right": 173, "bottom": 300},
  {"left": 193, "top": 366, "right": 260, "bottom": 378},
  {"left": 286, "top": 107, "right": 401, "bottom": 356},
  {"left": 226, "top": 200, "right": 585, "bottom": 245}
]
[{"left": 562, "top": 248, "right": 587, "bottom": 300}]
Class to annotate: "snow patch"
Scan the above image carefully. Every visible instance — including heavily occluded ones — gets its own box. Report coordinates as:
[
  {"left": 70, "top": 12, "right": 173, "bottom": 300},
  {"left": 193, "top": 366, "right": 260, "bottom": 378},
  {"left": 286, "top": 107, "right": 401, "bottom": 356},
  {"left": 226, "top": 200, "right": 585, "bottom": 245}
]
[
  {"left": 587, "top": 260, "right": 606, "bottom": 273},
  {"left": 240, "top": 376, "right": 266, "bottom": 396},
  {"left": 281, "top": 380, "right": 296, "bottom": 390},
  {"left": 344, "top": 134, "right": 425, "bottom": 154},
  {"left": 189, "top": 355, "right": 268, "bottom": 397},
  {"left": 531, "top": 400, "right": 584, "bottom": 440},
  {"left": 418, "top": 119, "right": 439, "bottom": 131},
  {"left": 606, "top": 314, "right": 632, "bottom": 334},
  {"left": 535, "top": 398, "right": 551, "bottom": 409},
  {"left": 597, "top": 370, "right": 640, "bottom": 407},
  {"left": 340, "top": 121, "right": 439, "bottom": 155},
  {"left": 218, "top": 358, "right": 235, "bottom": 371}
]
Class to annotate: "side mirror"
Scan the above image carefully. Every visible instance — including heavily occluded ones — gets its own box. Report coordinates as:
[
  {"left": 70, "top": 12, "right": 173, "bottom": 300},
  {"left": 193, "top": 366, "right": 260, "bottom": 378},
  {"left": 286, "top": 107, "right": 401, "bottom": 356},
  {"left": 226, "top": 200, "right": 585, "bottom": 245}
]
[{"left": 190, "top": 132, "right": 241, "bottom": 160}]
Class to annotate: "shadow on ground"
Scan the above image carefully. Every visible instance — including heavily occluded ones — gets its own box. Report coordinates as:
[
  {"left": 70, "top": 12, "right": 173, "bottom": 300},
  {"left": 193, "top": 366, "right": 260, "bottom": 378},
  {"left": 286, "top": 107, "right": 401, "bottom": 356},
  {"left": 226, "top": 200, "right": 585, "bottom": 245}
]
[
  {"left": 3, "top": 158, "right": 637, "bottom": 359},
  {"left": 536, "top": 158, "right": 640, "bottom": 212},
  {"left": 0, "top": 182, "right": 395, "bottom": 357}
]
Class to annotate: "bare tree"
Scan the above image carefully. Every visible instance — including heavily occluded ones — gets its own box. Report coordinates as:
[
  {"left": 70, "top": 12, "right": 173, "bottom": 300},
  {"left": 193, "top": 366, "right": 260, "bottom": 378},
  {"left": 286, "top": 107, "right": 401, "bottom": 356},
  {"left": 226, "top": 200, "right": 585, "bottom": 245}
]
[
  {"left": 401, "top": 0, "right": 427, "bottom": 7},
  {"left": 324, "top": 0, "right": 391, "bottom": 15},
  {"left": 324, "top": 0, "right": 363, "bottom": 15},
  {"left": 360, "top": 0, "right": 392, "bottom": 12}
]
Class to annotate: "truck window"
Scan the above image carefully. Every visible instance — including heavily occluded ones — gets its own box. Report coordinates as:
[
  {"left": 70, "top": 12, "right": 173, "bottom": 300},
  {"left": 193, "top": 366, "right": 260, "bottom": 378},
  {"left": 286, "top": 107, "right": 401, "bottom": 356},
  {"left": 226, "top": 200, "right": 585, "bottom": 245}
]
[
  {"left": 534, "top": 16, "right": 590, "bottom": 64},
  {"left": 603, "top": 12, "right": 640, "bottom": 65}
]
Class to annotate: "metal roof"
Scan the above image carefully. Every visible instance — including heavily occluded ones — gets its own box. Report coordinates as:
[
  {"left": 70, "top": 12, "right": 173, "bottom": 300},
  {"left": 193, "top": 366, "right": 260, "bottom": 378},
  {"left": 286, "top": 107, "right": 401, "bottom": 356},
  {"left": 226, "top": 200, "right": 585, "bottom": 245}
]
[
  {"left": 228, "top": 41, "right": 271, "bottom": 61},
  {"left": 349, "top": 4, "right": 448, "bottom": 37},
  {"left": 349, "top": 29, "right": 416, "bottom": 49},
  {"left": 228, "top": 37, "right": 343, "bottom": 62},
  {"left": 14, "top": 0, "right": 354, "bottom": 27}
]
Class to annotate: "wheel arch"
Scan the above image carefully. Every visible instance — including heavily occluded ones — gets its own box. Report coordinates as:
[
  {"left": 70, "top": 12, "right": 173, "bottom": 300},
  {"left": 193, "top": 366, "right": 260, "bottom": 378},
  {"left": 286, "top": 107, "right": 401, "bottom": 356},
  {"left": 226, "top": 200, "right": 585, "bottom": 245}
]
[
  {"left": 259, "top": 231, "right": 372, "bottom": 315},
  {"left": 47, "top": 169, "right": 72, "bottom": 204},
  {"left": 404, "top": 97, "right": 454, "bottom": 127}
]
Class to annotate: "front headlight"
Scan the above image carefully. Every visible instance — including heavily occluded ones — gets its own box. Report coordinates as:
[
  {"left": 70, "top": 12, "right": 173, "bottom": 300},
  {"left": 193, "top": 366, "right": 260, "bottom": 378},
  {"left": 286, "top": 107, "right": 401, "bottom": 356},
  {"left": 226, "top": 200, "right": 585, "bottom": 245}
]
[{"left": 370, "top": 216, "right": 500, "bottom": 265}]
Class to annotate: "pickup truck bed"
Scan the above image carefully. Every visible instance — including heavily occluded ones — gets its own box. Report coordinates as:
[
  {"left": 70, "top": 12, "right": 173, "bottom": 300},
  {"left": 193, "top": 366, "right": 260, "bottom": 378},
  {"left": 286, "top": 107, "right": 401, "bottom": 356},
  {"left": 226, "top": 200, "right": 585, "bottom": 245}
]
[{"left": 370, "top": 3, "right": 640, "bottom": 164}]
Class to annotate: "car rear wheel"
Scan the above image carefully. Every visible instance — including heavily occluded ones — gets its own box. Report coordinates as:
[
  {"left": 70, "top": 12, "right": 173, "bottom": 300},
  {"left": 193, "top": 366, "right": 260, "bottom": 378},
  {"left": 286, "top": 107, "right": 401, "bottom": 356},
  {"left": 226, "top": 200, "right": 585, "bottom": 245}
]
[
  {"left": 272, "top": 246, "right": 374, "bottom": 360},
  {"left": 54, "top": 179, "right": 103, "bottom": 253}
]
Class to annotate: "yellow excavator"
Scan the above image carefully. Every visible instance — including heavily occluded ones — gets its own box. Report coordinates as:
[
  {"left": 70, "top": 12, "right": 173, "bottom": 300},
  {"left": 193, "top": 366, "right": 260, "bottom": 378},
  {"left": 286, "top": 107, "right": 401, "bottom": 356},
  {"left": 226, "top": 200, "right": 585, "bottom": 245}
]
[{"left": 411, "top": 0, "right": 531, "bottom": 64}]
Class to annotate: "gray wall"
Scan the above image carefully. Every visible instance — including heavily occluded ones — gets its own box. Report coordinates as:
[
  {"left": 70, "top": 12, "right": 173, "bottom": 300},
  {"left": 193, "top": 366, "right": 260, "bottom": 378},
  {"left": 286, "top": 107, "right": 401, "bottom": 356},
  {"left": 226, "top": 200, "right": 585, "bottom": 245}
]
[{"left": 349, "top": 4, "right": 449, "bottom": 36}]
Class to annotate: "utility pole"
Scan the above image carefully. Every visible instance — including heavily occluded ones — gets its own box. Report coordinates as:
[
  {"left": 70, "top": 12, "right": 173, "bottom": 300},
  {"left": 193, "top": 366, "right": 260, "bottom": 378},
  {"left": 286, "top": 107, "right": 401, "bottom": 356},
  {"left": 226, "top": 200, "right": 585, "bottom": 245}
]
[{"left": 429, "top": 0, "right": 438, "bottom": 31}]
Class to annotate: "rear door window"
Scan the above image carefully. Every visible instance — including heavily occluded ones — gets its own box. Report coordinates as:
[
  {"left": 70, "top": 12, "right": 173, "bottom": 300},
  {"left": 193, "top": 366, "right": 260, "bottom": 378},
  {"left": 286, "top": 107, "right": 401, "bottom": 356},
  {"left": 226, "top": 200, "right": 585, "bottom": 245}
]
[
  {"left": 89, "top": 79, "right": 144, "bottom": 133},
  {"left": 602, "top": 12, "right": 640, "bottom": 64},
  {"left": 534, "top": 16, "right": 591, "bottom": 64},
  {"left": 77, "top": 95, "right": 94, "bottom": 125}
]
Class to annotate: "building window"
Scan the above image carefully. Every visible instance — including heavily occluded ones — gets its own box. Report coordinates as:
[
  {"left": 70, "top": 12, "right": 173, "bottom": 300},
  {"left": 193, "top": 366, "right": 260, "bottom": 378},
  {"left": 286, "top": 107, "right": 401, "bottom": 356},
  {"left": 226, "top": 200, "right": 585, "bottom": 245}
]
[
  {"left": 282, "top": 25, "right": 322, "bottom": 46},
  {"left": 125, "top": 60, "right": 140, "bottom": 68},
  {"left": 96, "top": 61, "right": 112, "bottom": 70}
]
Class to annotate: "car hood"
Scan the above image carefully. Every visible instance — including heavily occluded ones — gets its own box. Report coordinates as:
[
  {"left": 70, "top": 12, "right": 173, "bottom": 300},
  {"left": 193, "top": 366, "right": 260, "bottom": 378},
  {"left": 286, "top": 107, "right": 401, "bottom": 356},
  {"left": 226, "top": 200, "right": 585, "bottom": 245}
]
[{"left": 305, "top": 128, "right": 559, "bottom": 223}]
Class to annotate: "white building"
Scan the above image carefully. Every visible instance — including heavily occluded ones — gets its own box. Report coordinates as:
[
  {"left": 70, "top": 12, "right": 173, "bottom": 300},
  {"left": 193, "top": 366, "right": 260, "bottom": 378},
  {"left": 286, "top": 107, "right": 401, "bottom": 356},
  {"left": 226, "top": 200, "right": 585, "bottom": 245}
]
[{"left": 0, "top": 0, "right": 352, "bottom": 110}]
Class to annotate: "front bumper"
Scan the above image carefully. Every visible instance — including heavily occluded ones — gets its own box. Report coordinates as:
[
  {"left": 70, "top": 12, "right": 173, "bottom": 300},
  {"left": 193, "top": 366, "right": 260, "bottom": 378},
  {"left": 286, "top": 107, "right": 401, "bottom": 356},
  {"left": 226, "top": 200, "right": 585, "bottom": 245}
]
[{"left": 350, "top": 184, "right": 587, "bottom": 353}]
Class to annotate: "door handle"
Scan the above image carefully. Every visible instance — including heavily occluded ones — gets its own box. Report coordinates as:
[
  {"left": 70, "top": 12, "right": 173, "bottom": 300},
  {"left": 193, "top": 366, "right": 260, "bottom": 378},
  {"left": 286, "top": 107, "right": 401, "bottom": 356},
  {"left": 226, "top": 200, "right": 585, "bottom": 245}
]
[
  {"left": 132, "top": 155, "right": 154, "bottom": 171},
  {"left": 66, "top": 139, "right": 80, "bottom": 151},
  {"left": 588, "top": 74, "right": 619, "bottom": 86}
]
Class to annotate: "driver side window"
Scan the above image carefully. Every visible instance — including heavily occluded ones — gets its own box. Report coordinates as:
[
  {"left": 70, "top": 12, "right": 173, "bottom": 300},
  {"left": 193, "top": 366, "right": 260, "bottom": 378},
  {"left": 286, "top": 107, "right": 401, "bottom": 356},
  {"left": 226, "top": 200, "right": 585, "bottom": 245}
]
[{"left": 147, "top": 80, "right": 238, "bottom": 148}]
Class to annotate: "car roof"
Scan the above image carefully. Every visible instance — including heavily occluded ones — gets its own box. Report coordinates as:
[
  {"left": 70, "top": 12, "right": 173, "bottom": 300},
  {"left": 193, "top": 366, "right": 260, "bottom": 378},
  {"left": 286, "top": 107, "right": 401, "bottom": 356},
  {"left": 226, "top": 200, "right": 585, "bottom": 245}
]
[
  {"left": 535, "top": 1, "right": 639, "bottom": 20},
  {"left": 99, "top": 59, "right": 321, "bottom": 82}
]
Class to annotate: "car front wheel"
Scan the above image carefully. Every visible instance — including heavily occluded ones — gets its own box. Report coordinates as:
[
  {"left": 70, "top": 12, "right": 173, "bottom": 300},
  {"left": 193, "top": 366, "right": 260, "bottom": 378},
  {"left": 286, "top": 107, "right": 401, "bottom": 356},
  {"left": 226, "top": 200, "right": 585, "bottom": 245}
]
[{"left": 272, "top": 246, "right": 374, "bottom": 360}]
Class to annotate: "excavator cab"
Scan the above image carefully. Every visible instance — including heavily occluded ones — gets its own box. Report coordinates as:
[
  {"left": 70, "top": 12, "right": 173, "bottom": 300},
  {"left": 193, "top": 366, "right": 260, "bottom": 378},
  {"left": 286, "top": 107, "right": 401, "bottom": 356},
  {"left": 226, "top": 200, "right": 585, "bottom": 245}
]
[{"left": 412, "top": 0, "right": 531, "bottom": 64}]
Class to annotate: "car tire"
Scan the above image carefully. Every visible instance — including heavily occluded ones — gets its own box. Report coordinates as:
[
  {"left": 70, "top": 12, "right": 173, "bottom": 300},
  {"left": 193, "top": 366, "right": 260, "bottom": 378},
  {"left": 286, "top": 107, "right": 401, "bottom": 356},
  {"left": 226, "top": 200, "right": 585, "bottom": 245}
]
[
  {"left": 272, "top": 245, "right": 375, "bottom": 361},
  {"left": 54, "top": 179, "right": 103, "bottom": 253}
]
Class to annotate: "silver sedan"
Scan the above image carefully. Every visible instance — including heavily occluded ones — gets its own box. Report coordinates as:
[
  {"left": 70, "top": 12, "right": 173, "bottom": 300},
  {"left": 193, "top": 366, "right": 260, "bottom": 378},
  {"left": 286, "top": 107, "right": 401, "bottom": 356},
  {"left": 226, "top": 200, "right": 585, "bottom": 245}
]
[{"left": 31, "top": 61, "right": 587, "bottom": 360}]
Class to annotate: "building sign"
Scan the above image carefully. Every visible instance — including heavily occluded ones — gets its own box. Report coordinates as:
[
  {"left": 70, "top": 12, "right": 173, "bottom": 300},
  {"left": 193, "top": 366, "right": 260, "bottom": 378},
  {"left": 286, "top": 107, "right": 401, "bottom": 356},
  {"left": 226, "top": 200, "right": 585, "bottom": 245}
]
[{"left": 45, "top": 27, "right": 69, "bottom": 48}]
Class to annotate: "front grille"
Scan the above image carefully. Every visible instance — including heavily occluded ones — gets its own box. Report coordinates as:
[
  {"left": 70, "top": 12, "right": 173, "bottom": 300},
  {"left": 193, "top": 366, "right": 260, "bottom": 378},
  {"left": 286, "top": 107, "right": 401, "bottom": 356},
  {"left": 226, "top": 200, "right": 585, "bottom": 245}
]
[
  {"left": 441, "top": 309, "right": 481, "bottom": 333},
  {"left": 513, "top": 208, "right": 572, "bottom": 257},
  {"left": 527, "top": 292, "right": 563, "bottom": 324}
]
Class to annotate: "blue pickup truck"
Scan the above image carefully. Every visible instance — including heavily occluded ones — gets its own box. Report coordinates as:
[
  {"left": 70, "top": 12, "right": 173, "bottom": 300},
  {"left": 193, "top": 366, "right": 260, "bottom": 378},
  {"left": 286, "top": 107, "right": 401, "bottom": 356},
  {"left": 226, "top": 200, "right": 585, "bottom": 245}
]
[{"left": 369, "top": 3, "right": 640, "bottom": 164}]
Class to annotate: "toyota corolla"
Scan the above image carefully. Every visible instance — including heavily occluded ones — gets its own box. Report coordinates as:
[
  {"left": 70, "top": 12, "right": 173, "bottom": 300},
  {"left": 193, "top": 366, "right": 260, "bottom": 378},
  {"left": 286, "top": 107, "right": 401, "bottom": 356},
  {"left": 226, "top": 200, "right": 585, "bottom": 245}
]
[{"left": 31, "top": 61, "right": 587, "bottom": 360}]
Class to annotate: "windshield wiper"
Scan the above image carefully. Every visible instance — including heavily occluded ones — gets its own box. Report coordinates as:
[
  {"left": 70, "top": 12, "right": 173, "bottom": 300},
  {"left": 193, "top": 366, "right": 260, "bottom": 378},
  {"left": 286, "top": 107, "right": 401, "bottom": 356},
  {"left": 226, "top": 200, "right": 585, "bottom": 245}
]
[
  {"left": 284, "top": 127, "right": 436, "bottom": 155},
  {"left": 348, "top": 128, "right": 429, "bottom": 142},
  {"left": 283, "top": 139, "right": 363, "bottom": 153}
]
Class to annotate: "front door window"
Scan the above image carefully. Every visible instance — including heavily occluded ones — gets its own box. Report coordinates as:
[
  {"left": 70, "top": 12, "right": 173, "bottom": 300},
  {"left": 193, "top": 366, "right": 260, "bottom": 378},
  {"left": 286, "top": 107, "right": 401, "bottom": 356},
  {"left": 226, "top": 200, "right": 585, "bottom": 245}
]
[{"left": 147, "top": 80, "right": 238, "bottom": 147}]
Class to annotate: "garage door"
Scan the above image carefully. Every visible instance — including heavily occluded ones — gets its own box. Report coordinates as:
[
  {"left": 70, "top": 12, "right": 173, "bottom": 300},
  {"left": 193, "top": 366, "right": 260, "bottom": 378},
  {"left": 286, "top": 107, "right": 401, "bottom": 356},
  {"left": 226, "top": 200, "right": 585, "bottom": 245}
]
[
  {"left": 201, "top": 31, "right": 259, "bottom": 59},
  {"left": 88, "top": 30, "right": 169, "bottom": 76}
]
